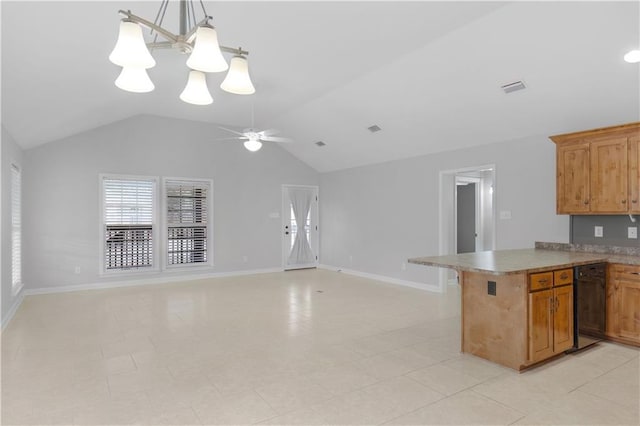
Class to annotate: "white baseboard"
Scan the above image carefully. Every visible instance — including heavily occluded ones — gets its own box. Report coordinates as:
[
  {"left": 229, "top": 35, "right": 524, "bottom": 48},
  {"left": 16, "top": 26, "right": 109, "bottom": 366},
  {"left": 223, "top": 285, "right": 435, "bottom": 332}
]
[
  {"left": 1, "top": 291, "right": 25, "bottom": 331},
  {"left": 24, "top": 267, "right": 284, "bottom": 296},
  {"left": 318, "top": 264, "right": 441, "bottom": 293}
]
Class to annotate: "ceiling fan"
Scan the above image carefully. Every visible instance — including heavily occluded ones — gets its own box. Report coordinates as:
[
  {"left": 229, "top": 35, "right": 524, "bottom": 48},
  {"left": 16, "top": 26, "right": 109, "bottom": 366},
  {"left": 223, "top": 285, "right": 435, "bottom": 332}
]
[{"left": 218, "top": 126, "right": 293, "bottom": 152}]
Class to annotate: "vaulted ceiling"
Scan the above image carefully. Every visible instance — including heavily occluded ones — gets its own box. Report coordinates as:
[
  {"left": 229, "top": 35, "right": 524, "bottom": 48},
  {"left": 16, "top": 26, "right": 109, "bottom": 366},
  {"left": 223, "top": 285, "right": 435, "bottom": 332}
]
[{"left": 2, "top": 1, "right": 639, "bottom": 172}]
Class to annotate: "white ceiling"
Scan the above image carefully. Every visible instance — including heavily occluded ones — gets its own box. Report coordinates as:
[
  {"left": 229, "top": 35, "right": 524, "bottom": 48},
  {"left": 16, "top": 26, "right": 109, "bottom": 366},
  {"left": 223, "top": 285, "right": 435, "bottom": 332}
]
[{"left": 2, "top": 1, "right": 639, "bottom": 172}]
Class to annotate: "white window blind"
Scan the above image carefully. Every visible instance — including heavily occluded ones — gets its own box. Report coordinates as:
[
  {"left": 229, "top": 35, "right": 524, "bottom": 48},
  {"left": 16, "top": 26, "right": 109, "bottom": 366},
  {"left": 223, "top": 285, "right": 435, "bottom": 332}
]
[
  {"left": 166, "top": 179, "right": 210, "bottom": 266},
  {"left": 11, "top": 164, "right": 22, "bottom": 292},
  {"left": 103, "top": 177, "right": 155, "bottom": 271}
]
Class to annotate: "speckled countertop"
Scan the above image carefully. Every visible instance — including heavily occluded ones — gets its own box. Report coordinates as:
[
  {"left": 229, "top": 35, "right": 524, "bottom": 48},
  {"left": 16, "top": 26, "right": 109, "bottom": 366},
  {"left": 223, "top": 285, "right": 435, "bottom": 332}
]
[
  {"left": 408, "top": 249, "right": 612, "bottom": 275},
  {"left": 535, "top": 241, "right": 640, "bottom": 266},
  {"left": 408, "top": 244, "right": 640, "bottom": 275}
]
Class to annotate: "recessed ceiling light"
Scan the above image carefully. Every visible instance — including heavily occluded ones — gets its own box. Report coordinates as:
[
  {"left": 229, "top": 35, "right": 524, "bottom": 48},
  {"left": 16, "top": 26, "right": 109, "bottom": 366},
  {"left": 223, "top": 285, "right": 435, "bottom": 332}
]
[{"left": 624, "top": 49, "right": 640, "bottom": 63}]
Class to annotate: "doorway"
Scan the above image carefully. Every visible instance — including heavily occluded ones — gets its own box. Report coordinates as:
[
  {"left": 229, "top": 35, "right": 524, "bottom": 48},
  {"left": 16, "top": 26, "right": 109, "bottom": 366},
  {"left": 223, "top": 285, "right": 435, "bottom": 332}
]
[
  {"left": 282, "top": 185, "right": 319, "bottom": 270},
  {"left": 439, "top": 165, "right": 496, "bottom": 291},
  {"left": 456, "top": 177, "right": 480, "bottom": 254}
]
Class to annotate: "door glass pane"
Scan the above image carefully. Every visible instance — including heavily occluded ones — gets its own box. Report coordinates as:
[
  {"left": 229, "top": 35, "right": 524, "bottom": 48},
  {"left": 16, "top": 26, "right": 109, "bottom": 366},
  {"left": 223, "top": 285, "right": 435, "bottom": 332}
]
[{"left": 290, "top": 206, "right": 311, "bottom": 250}]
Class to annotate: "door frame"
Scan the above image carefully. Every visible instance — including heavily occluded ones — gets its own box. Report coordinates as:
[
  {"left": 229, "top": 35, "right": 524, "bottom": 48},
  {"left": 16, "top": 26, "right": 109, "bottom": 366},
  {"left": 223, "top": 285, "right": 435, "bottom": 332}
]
[
  {"left": 439, "top": 164, "right": 497, "bottom": 292},
  {"left": 281, "top": 184, "right": 319, "bottom": 270}
]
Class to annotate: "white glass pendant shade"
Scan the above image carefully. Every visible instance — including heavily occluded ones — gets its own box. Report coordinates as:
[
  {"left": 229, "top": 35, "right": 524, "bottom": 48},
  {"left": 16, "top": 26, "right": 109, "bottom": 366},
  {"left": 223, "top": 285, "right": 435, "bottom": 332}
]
[
  {"left": 244, "top": 139, "right": 262, "bottom": 152},
  {"left": 624, "top": 50, "right": 640, "bottom": 63},
  {"left": 115, "top": 67, "right": 155, "bottom": 93},
  {"left": 109, "top": 20, "right": 156, "bottom": 68},
  {"left": 180, "top": 71, "right": 213, "bottom": 105},
  {"left": 186, "top": 25, "right": 228, "bottom": 73},
  {"left": 220, "top": 55, "right": 256, "bottom": 95}
]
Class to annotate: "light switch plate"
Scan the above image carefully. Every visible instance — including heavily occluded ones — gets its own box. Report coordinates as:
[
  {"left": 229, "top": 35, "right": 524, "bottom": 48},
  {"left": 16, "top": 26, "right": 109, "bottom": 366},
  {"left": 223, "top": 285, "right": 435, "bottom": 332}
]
[
  {"left": 594, "top": 226, "right": 604, "bottom": 237},
  {"left": 499, "top": 210, "right": 512, "bottom": 220},
  {"left": 629, "top": 227, "right": 638, "bottom": 239}
]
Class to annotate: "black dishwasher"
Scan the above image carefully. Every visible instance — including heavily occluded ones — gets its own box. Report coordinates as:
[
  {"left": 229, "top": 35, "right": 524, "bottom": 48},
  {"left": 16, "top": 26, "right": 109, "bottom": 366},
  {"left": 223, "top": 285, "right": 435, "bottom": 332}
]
[{"left": 572, "top": 263, "right": 607, "bottom": 351}]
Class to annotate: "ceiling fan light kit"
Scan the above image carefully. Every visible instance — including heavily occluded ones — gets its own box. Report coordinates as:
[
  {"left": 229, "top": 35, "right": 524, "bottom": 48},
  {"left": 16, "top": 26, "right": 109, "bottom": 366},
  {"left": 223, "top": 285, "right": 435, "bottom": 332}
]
[
  {"left": 109, "top": 0, "right": 255, "bottom": 105},
  {"left": 243, "top": 139, "right": 263, "bottom": 152},
  {"left": 624, "top": 49, "right": 640, "bottom": 63}
]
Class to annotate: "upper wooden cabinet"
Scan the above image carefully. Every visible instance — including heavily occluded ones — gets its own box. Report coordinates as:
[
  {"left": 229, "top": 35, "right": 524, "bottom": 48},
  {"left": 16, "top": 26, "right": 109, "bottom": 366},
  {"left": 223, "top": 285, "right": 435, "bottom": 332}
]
[{"left": 550, "top": 122, "right": 640, "bottom": 214}]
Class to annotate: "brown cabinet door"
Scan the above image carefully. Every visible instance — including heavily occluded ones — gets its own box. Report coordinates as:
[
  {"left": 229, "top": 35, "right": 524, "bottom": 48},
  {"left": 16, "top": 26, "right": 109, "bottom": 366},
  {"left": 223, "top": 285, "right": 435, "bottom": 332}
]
[
  {"left": 589, "top": 137, "right": 629, "bottom": 213},
  {"left": 557, "top": 143, "right": 590, "bottom": 214},
  {"left": 553, "top": 285, "right": 574, "bottom": 353},
  {"left": 529, "top": 289, "right": 554, "bottom": 362},
  {"left": 629, "top": 135, "right": 640, "bottom": 213},
  {"left": 617, "top": 272, "right": 640, "bottom": 342}
]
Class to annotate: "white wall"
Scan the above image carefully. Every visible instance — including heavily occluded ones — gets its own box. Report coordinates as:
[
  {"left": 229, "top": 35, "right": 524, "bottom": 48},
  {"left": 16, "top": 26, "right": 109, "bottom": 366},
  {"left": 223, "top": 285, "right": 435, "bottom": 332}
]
[
  {"left": 1, "top": 126, "right": 24, "bottom": 324},
  {"left": 319, "top": 135, "right": 569, "bottom": 288},
  {"left": 22, "top": 115, "right": 318, "bottom": 291}
]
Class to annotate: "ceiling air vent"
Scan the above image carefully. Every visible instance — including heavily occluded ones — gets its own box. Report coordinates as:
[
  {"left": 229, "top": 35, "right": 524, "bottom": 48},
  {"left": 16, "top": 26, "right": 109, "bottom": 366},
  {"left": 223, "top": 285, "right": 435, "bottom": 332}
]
[
  {"left": 501, "top": 80, "right": 526, "bottom": 94},
  {"left": 315, "top": 141, "right": 326, "bottom": 147},
  {"left": 367, "top": 125, "right": 382, "bottom": 133}
]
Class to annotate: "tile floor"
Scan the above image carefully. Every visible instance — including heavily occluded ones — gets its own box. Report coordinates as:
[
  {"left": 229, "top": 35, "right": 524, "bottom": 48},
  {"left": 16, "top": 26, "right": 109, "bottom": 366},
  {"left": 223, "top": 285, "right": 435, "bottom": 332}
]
[{"left": 1, "top": 269, "right": 638, "bottom": 425}]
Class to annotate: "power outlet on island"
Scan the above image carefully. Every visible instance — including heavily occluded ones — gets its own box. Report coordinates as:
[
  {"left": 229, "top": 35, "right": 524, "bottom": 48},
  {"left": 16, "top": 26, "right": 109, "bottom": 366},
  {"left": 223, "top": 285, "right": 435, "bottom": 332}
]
[
  {"left": 628, "top": 227, "right": 638, "bottom": 239},
  {"left": 594, "top": 226, "right": 604, "bottom": 238}
]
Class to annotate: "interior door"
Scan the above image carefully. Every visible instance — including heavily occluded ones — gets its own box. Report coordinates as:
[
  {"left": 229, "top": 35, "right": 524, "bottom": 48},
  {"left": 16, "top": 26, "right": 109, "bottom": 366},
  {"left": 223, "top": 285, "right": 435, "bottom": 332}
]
[
  {"left": 282, "top": 185, "right": 319, "bottom": 270},
  {"left": 456, "top": 183, "right": 476, "bottom": 253}
]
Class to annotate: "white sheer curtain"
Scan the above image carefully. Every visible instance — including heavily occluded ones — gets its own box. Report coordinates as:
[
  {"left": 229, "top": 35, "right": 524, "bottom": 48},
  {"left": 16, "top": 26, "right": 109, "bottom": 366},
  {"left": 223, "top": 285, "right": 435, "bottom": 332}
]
[{"left": 288, "top": 187, "right": 315, "bottom": 265}]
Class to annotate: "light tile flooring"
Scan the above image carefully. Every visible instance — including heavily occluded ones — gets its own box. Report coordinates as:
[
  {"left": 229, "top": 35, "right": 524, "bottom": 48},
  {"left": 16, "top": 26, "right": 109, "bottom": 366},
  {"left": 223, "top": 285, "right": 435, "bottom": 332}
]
[{"left": 1, "top": 269, "right": 638, "bottom": 425}]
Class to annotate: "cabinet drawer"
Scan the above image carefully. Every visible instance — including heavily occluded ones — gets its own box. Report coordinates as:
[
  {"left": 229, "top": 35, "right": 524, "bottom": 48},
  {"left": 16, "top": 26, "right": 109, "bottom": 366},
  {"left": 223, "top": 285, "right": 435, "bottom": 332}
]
[
  {"left": 554, "top": 268, "right": 573, "bottom": 286},
  {"left": 610, "top": 264, "right": 640, "bottom": 280},
  {"left": 530, "top": 272, "right": 553, "bottom": 291}
]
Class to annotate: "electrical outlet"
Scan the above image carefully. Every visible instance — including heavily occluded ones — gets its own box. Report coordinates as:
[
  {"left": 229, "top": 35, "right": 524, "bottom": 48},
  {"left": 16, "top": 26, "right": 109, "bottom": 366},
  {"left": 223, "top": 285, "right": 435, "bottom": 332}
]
[
  {"left": 74, "top": 266, "right": 81, "bottom": 274},
  {"left": 242, "top": 256, "right": 248, "bottom": 263},
  {"left": 499, "top": 210, "right": 512, "bottom": 220},
  {"left": 594, "top": 226, "right": 604, "bottom": 238},
  {"left": 628, "top": 227, "right": 638, "bottom": 239},
  {"left": 401, "top": 262, "right": 406, "bottom": 271}
]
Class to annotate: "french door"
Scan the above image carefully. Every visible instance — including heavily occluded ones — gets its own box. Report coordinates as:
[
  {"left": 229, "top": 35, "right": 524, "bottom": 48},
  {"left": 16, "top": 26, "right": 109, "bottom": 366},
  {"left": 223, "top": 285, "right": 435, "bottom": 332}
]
[{"left": 282, "top": 185, "right": 319, "bottom": 270}]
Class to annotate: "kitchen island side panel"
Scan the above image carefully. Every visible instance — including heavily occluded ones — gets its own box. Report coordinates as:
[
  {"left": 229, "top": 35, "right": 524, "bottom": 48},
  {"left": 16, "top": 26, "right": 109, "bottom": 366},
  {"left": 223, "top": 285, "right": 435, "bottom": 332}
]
[{"left": 461, "top": 271, "right": 529, "bottom": 370}]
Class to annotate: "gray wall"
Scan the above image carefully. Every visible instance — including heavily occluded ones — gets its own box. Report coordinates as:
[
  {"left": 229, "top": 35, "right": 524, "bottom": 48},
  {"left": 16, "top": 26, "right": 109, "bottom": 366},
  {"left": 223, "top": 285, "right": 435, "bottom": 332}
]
[
  {"left": 22, "top": 115, "right": 318, "bottom": 291},
  {"left": 571, "top": 215, "right": 640, "bottom": 247},
  {"left": 319, "top": 135, "right": 570, "bottom": 286},
  {"left": 1, "top": 126, "right": 24, "bottom": 324}
]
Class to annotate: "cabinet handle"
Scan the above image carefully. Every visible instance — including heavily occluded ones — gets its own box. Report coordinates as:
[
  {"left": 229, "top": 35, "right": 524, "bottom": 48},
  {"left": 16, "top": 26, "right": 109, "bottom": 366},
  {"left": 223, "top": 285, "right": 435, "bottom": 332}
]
[
  {"left": 622, "top": 200, "right": 627, "bottom": 204},
  {"left": 550, "top": 297, "right": 554, "bottom": 313},
  {"left": 584, "top": 200, "right": 589, "bottom": 205},
  {"left": 555, "top": 297, "right": 559, "bottom": 313},
  {"left": 539, "top": 278, "right": 548, "bottom": 284},
  {"left": 560, "top": 272, "right": 568, "bottom": 280},
  {"left": 633, "top": 199, "right": 638, "bottom": 204}
]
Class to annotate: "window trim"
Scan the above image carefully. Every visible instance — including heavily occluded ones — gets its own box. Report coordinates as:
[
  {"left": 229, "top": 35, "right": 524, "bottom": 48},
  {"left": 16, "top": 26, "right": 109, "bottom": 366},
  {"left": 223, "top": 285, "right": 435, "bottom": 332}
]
[
  {"left": 11, "top": 163, "right": 23, "bottom": 295},
  {"left": 161, "top": 177, "right": 214, "bottom": 270},
  {"left": 99, "top": 173, "right": 160, "bottom": 276}
]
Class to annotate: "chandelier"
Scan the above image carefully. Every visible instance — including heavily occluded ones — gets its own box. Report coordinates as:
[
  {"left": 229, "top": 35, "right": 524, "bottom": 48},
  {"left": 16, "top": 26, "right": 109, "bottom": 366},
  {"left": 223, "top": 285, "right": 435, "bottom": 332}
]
[{"left": 109, "top": 0, "right": 255, "bottom": 105}]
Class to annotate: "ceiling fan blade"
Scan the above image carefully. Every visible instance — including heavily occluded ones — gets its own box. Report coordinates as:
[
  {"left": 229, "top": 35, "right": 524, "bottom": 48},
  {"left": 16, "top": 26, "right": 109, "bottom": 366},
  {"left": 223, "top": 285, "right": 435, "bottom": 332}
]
[
  {"left": 219, "top": 126, "right": 246, "bottom": 136},
  {"left": 261, "top": 136, "right": 293, "bottom": 143},
  {"left": 217, "top": 136, "right": 246, "bottom": 141},
  {"left": 258, "top": 128, "right": 280, "bottom": 137}
]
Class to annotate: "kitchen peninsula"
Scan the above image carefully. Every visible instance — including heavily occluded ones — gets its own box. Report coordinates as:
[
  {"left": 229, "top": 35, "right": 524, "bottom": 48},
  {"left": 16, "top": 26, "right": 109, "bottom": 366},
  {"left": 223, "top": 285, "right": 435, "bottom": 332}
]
[{"left": 408, "top": 248, "right": 612, "bottom": 371}]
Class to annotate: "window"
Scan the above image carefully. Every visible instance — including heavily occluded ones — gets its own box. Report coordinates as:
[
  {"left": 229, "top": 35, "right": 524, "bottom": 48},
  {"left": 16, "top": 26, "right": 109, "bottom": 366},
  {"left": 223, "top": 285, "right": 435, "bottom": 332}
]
[
  {"left": 165, "top": 179, "right": 212, "bottom": 267},
  {"left": 101, "top": 176, "right": 156, "bottom": 272},
  {"left": 11, "top": 164, "right": 22, "bottom": 293}
]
